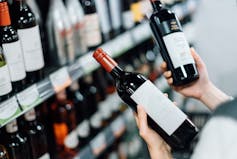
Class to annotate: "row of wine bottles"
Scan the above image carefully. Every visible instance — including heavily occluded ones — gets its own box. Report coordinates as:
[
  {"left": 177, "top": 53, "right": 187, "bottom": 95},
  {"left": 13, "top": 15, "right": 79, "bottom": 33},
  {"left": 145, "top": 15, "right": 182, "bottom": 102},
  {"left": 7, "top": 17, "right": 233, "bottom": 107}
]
[{"left": 0, "top": 40, "right": 159, "bottom": 159}]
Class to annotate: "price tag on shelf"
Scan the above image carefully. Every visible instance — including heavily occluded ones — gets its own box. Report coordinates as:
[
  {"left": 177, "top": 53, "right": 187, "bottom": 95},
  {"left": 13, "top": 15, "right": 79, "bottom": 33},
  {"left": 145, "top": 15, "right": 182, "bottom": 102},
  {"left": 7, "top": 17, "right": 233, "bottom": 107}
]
[
  {"left": 0, "top": 96, "right": 22, "bottom": 126},
  {"left": 110, "top": 116, "right": 126, "bottom": 138},
  {"left": 16, "top": 84, "right": 42, "bottom": 110},
  {"left": 90, "top": 132, "right": 107, "bottom": 156},
  {"left": 49, "top": 67, "right": 72, "bottom": 93},
  {"left": 78, "top": 53, "right": 99, "bottom": 74}
]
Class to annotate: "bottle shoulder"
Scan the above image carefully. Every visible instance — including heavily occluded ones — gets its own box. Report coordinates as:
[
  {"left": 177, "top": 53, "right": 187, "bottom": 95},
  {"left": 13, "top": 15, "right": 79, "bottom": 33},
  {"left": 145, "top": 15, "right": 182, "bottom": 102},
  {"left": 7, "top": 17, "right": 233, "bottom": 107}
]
[
  {"left": 150, "top": 9, "right": 176, "bottom": 23},
  {"left": 12, "top": 5, "right": 37, "bottom": 28},
  {"left": 1, "top": 26, "right": 19, "bottom": 43}
]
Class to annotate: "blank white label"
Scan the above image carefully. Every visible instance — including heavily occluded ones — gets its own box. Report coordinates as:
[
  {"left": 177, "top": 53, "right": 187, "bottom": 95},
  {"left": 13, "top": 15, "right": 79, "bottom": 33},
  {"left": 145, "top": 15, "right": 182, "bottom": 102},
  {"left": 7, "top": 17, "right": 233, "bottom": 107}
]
[
  {"left": 163, "top": 32, "right": 194, "bottom": 68},
  {"left": 131, "top": 80, "right": 186, "bottom": 135},
  {"left": 0, "top": 65, "right": 12, "bottom": 96},
  {"left": 3, "top": 41, "right": 26, "bottom": 82},
  {"left": 18, "top": 25, "right": 44, "bottom": 71}
]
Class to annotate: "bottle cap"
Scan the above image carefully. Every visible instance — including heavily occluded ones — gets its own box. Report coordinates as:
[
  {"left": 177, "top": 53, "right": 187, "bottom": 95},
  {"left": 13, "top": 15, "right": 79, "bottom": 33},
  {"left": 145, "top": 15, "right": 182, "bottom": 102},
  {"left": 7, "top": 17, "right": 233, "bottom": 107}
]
[
  {"left": 0, "top": 2, "right": 11, "bottom": 26},
  {"left": 93, "top": 48, "right": 118, "bottom": 73}
]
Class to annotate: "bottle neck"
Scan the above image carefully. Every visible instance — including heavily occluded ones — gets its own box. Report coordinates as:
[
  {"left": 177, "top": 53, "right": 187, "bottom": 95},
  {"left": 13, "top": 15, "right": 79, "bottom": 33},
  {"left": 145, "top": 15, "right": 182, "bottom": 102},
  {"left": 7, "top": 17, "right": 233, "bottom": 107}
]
[
  {"left": 14, "top": 0, "right": 27, "bottom": 9},
  {"left": 0, "top": 1, "right": 11, "bottom": 26},
  {"left": 110, "top": 66, "right": 124, "bottom": 80},
  {"left": 150, "top": 0, "right": 163, "bottom": 12}
]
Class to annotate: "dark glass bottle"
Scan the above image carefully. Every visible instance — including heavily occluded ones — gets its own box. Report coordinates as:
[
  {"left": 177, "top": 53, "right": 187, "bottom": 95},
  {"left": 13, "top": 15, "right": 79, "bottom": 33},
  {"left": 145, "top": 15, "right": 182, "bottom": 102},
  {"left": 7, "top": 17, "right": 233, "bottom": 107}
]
[
  {"left": 50, "top": 90, "right": 79, "bottom": 157},
  {"left": 0, "top": 145, "right": 9, "bottom": 159},
  {"left": 23, "top": 108, "right": 50, "bottom": 159},
  {"left": 0, "top": 40, "right": 12, "bottom": 103},
  {"left": 80, "top": 0, "right": 102, "bottom": 50},
  {"left": 67, "top": 82, "right": 91, "bottom": 148},
  {"left": 0, "top": 0, "right": 26, "bottom": 93},
  {"left": 4, "top": 119, "right": 31, "bottom": 159},
  {"left": 149, "top": 0, "right": 199, "bottom": 86},
  {"left": 93, "top": 48, "right": 198, "bottom": 150},
  {"left": 10, "top": 0, "right": 44, "bottom": 84}
]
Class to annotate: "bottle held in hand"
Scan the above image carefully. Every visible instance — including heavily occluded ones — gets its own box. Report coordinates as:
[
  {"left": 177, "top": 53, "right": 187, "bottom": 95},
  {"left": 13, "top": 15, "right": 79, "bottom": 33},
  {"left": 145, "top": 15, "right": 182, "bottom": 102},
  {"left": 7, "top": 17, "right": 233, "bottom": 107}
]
[
  {"left": 93, "top": 48, "right": 198, "bottom": 150},
  {"left": 149, "top": 0, "right": 199, "bottom": 86}
]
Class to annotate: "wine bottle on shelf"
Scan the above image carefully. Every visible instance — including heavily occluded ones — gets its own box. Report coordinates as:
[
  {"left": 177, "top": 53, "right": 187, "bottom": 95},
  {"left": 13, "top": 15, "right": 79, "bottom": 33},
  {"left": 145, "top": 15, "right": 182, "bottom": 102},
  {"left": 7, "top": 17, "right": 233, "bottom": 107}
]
[
  {"left": 0, "top": 0, "right": 26, "bottom": 93},
  {"left": 66, "top": 0, "right": 88, "bottom": 57},
  {"left": 67, "top": 82, "right": 91, "bottom": 148},
  {"left": 80, "top": 0, "right": 102, "bottom": 50},
  {"left": 50, "top": 90, "right": 79, "bottom": 156},
  {"left": 0, "top": 41, "right": 12, "bottom": 103},
  {"left": 94, "top": 0, "right": 112, "bottom": 42},
  {"left": 121, "top": 0, "right": 135, "bottom": 31},
  {"left": 107, "top": 0, "right": 123, "bottom": 36},
  {"left": 22, "top": 108, "right": 50, "bottom": 159},
  {"left": 93, "top": 48, "right": 198, "bottom": 150},
  {"left": 149, "top": 0, "right": 199, "bottom": 86},
  {"left": 0, "top": 145, "right": 9, "bottom": 159},
  {"left": 4, "top": 119, "right": 31, "bottom": 159},
  {"left": 10, "top": 0, "right": 45, "bottom": 84}
]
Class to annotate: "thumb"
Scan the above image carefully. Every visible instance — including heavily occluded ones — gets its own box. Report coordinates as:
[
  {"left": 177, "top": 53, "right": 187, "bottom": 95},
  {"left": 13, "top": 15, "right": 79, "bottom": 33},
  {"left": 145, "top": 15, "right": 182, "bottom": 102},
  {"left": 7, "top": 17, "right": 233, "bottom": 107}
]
[{"left": 190, "top": 48, "right": 204, "bottom": 69}]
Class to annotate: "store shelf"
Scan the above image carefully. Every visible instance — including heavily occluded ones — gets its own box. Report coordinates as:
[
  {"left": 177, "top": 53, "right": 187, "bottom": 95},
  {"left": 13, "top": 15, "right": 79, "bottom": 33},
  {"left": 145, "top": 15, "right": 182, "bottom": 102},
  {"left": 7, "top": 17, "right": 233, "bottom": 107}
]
[
  {"left": 0, "top": 22, "right": 152, "bottom": 128},
  {"left": 74, "top": 109, "right": 130, "bottom": 159}
]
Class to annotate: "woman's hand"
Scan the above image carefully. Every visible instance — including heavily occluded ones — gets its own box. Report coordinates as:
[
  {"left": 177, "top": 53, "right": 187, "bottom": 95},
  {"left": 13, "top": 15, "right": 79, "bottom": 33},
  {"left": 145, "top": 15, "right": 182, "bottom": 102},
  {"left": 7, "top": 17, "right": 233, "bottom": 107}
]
[
  {"left": 161, "top": 48, "right": 210, "bottom": 100},
  {"left": 134, "top": 105, "right": 172, "bottom": 159},
  {"left": 161, "top": 48, "right": 231, "bottom": 110}
]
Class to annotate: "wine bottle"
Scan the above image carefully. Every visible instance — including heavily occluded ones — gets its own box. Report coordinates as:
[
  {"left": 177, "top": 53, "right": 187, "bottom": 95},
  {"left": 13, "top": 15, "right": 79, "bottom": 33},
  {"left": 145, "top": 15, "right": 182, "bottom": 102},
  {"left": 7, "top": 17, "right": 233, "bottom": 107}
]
[
  {"left": 23, "top": 108, "right": 50, "bottom": 159},
  {"left": 0, "top": 0, "right": 26, "bottom": 93},
  {"left": 149, "top": 0, "right": 199, "bottom": 86},
  {"left": 50, "top": 90, "right": 79, "bottom": 155},
  {"left": 0, "top": 41, "right": 12, "bottom": 103},
  {"left": 66, "top": 0, "right": 88, "bottom": 57},
  {"left": 0, "top": 145, "right": 9, "bottom": 159},
  {"left": 94, "top": 0, "right": 112, "bottom": 41},
  {"left": 11, "top": 0, "right": 44, "bottom": 84},
  {"left": 107, "top": 0, "right": 123, "bottom": 36},
  {"left": 80, "top": 0, "right": 102, "bottom": 50},
  {"left": 121, "top": 0, "right": 135, "bottom": 30},
  {"left": 4, "top": 119, "right": 31, "bottom": 159},
  {"left": 67, "top": 82, "right": 91, "bottom": 148},
  {"left": 93, "top": 48, "right": 198, "bottom": 149}
]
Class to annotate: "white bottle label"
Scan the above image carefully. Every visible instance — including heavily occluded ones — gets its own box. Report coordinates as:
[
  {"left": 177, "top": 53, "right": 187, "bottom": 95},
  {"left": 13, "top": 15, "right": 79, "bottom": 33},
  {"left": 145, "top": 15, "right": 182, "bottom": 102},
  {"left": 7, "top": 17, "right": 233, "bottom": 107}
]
[
  {"left": 84, "top": 13, "right": 102, "bottom": 47},
  {"left": 131, "top": 80, "right": 187, "bottom": 135},
  {"left": 163, "top": 32, "right": 195, "bottom": 69},
  {"left": 3, "top": 41, "right": 26, "bottom": 82},
  {"left": 109, "top": 0, "right": 122, "bottom": 30},
  {"left": 38, "top": 153, "right": 50, "bottom": 159},
  {"left": 0, "top": 65, "right": 12, "bottom": 96},
  {"left": 122, "top": 11, "right": 135, "bottom": 30},
  {"left": 95, "top": 0, "right": 111, "bottom": 34},
  {"left": 18, "top": 25, "right": 44, "bottom": 72}
]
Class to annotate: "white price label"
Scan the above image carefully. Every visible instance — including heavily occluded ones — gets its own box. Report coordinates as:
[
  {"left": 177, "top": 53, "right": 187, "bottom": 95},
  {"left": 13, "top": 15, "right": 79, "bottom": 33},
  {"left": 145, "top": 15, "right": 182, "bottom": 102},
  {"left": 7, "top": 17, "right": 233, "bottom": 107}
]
[
  {"left": 90, "top": 133, "right": 106, "bottom": 156},
  {"left": 0, "top": 96, "right": 21, "bottom": 125},
  {"left": 49, "top": 67, "right": 72, "bottom": 93},
  {"left": 111, "top": 117, "right": 125, "bottom": 137},
  {"left": 17, "top": 84, "right": 41, "bottom": 109}
]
